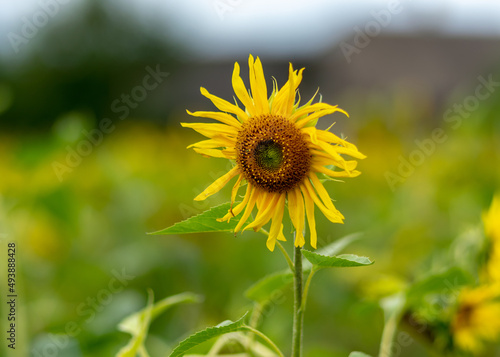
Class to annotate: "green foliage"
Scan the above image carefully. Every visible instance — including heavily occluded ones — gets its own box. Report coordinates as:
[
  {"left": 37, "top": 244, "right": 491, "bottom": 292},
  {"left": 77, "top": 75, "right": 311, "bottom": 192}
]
[
  {"left": 168, "top": 313, "right": 249, "bottom": 357},
  {"left": 301, "top": 251, "right": 374, "bottom": 268},
  {"left": 405, "top": 267, "right": 473, "bottom": 308},
  {"left": 117, "top": 292, "right": 202, "bottom": 357},
  {"left": 245, "top": 233, "right": 363, "bottom": 304},
  {"left": 348, "top": 352, "right": 373, "bottom": 357},
  {"left": 302, "top": 233, "right": 363, "bottom": 270},
  {"left": 150, "top": 202, "right": 250, "bottom": 235},
  {"left": 245, "top": 270, "right": 294, "bottom": 303}
]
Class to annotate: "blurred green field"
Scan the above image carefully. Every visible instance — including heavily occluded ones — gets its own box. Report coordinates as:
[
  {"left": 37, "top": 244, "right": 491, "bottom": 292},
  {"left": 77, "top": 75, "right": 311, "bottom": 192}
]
[{"left": 1, "top": 73, "right": 499, "bottom": 357}]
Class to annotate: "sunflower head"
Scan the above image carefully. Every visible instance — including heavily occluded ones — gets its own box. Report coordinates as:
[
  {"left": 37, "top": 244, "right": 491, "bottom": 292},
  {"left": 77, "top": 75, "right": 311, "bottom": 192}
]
[
  {"left": 483, "top": 194, "right": 500, "bottom": 243},
  {"left": 482, "top": 194, "right": 500, "bottom": 283},
  {"left": 182, "top": 54, "right": 365, "bottom": 251},
  {"left": 452, "top": 285, "right": 500, "bottom": 354}
]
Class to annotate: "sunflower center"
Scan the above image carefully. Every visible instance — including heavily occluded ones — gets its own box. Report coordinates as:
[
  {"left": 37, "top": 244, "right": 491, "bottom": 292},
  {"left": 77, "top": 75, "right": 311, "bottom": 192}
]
[
  {"left": 236, "top": 114, "right": 311, "bottom": 193},
  {"left": 254, "top": 140, "right": 283, "bottom": 170}
]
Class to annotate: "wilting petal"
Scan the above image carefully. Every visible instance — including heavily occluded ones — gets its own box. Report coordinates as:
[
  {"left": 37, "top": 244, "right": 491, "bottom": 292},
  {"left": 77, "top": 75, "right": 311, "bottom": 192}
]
[
  {"left": 195, "top": 166, "right": 240, "bottom": 201},
  {"left": 245, "top": 192, "right": 280, "bottom": 231},
  {"left": 301, "top": 184, "right": 317, "bottom": 249},
  {"left": 266, "top": 194, "right": 286, "bottom": 251},
  {"left": 288, "top": 187, "right": 306, "bottom": 247},
  {"left": 235, "top": 186, "right": 258, "bottom": 232},
  {"left": 218, "top": 182, "right": 252, "bottom": 222}
]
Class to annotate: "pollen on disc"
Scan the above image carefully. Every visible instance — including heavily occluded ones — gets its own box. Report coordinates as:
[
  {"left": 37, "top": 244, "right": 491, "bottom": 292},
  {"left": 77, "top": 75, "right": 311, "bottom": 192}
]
[{"left": 236, "top": 114, "right": 311, "bottom": 193}]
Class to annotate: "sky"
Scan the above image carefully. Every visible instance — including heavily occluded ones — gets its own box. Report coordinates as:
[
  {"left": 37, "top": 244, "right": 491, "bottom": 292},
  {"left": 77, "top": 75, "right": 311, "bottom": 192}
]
[{"left": 1, "top": 0, "right": 500, "bottom": 60}]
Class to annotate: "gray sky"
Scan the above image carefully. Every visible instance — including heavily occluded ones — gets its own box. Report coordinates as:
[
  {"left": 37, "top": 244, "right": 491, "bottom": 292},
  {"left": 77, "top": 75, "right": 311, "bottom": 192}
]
[{"left": 1, "top": 0, "right": 500, "bottom": 60}]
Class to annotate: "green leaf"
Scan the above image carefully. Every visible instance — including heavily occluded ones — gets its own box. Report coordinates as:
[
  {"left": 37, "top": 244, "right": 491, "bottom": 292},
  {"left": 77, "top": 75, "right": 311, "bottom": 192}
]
[
  {"left": 169, "top": 312, "right": 249, "bottom": 357},
  {"left": 302, "top": 251, "right": 374, "bottom": 268},
  {"left": 149, "top": 202, "right": 251, "bottom": 235},
  {"left": 302, "top": 232, "right": 363, "bottom": 271},
  {"left": 116, "top": 292, "right": 201, "bottom": 357},
  {"left": 244, "top": 233, "right": 362, "bottom": 303},
  {"left": 349, "top": 352, "right": 373, "bottom": 357},
  {"left": 116, "top": 290, "right": 154, "bottom": 357},
  {"left": 245, "top": 270, "right": 293, "bottom": 303},
  {"left": 118, "top": 292, "right": 202, "bottom": 336}
]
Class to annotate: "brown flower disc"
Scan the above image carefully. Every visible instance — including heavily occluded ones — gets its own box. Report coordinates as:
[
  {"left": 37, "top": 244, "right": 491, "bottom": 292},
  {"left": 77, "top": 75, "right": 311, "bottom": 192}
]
[{"left": 236, "top": 114, "right": 311, "bottom": 193}]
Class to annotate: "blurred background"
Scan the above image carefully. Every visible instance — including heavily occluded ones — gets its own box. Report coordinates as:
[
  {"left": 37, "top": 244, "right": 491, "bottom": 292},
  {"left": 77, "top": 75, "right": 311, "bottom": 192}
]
[{"left": 1, "top": 0, "right": 500, "bottom": 356}]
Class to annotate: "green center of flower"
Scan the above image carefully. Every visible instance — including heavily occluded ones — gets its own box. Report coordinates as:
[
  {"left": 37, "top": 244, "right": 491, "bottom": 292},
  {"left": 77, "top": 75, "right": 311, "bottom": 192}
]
[{"left": 254, "top": 140, "right": 283, "bottom": 171}]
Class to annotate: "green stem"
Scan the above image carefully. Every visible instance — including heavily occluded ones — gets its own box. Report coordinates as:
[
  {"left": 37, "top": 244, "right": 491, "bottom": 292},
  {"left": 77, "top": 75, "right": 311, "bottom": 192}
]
[
  {"left": 259, "top": 228, "right": 294, "bottom": 272},
  {"left": 379, "top": 318, "right": 397, "bottom": 357},
  {"left": 291, "top": 244, "right": 304, "bottom": 357},
  {"left": 242, "top": 325, "right": 285, "bottom": 357},
  {"left": 276, "top": 241, "right": 295, "bottom": 273},
  {"left": 378, "top": 308, "right": 400, "bottom": 357},
  {"left": 300, "top": 267, "right": 318, "bottom": 312}
]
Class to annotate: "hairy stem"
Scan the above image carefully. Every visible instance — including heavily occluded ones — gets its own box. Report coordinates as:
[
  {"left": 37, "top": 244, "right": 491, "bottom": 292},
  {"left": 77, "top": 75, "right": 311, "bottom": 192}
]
[{"left": 291, "top": 244, "right": 304, "bottom": 357}]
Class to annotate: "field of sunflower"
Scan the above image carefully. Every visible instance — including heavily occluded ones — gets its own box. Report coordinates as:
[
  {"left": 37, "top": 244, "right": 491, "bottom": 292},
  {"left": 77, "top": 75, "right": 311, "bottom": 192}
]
[{"left": 1, "top": 50, "right": 500, "bottom": 357}]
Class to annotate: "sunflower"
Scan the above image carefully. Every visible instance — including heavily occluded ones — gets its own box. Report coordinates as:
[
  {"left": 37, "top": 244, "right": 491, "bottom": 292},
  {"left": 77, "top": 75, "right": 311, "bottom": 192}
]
[
  {"left": 182, "top": 55, "right": 365, "bottom": 251},
  {"left": 452, "top": 284, "right": 500, "bottom": 354},
  {"left": 482, "top": 194, "right": 500, "bottom": 283}
]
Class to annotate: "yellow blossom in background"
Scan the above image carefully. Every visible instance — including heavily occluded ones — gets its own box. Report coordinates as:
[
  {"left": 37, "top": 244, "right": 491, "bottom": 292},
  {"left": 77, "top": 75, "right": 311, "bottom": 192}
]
[
  {"left": 483, "top": 194, "right": 500, "bottom": 282},
  {"left": 183, "top": 54, "right": 365, "bottom": 251},
  {"left": 452, "top": 284, "right": 500, "bottom": 354}
]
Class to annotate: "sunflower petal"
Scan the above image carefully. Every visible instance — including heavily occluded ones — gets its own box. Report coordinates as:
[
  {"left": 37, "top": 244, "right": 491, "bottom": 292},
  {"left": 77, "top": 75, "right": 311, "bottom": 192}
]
[
  {"left": 273, "top": 65, "right": 303, "bottom": 117},
  {"left": 193, "top": 148, "right": 228, "bottom": 158},
  {"left": 266, "top": 194, "right": 286, "bottom": 251},
  {"left": 200, "top": 87, "right": 249, "bottom": 121},
  {"left": 195, "top": 166, "right": 239, "bottom": 201},
  {"left": 235, "top": 187, "right": 258, "bottom": 232},
  {"left": 301, "top": 184, "right": 317, "bottom": 249},
  {"left": 188, "top": 135, "right": 234, "bottom": 149},
  {"left": 249, "top": 55, "right": 269, "bottom": 114},
  {"left": 181, "top": 122, "right": 238, "bottom": 137},
  {"left": 288, "top": 188, "right": 306, "bottom": 247},
  {"left": 312, "top": 164, "right": 361, "bottom": 178},
  {"left": 232, "top": 62, "right": 256, "bottom": 117},
  {"left": 218, "top": 183, "right": 252, "bottom": 222},
  {"left": 290, "top": 102, "right": 335, "bottom": 122},
  {"left": 245, "top": 193, "right": 280, "bottom": 231},
  {"left": 295, "top": 107, "right": 348, "bottom": 128},
  {"left": 230, "top": 174, "right": 244, "bottom": 207},
  {"left": 309, "top": 173, "right": 340, "bottom": 213},
  {"left": 186, "top": 110, "right": 241, "bottom": 128},
  {"left": 303, "top": 178, "right": 344, "bottom": 223}
]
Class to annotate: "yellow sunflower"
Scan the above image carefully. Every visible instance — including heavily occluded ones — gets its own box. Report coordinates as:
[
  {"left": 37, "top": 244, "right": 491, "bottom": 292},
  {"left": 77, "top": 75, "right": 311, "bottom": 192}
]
[
  {"left": 482, "top": 194, "right": 500, "bottom": 283},
  {"left": 182, "top": 54, "right": 365, "bottom": 251},
  {"left": 452, "top": 284, "right": 500, "bottom": 354}
]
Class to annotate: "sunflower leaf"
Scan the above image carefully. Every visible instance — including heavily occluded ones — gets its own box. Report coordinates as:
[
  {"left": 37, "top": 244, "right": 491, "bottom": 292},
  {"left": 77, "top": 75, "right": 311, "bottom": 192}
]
[
  {"left": 168, "top": 312, "right": 249, "bottom": 357},
  {"left": 116, "top": 292, "right": 202, "bottom": 357},
  {"left": 118, "top": 292, "right": 202, "bottom": 336},
  {"left": 149, "top": 202, "right": 250, "bottom": 235},
  {"left": 245, "top": 233, "right": 362, "bottom": 303},
  {"left": 303, "top": 232, "right": 363, "bottom": 271},
  {"left": 302, "top": 251, "right": 374, "bottom": 268},
  {"left": 349, "top": 352, "right": 373, "bottom": 357}
]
